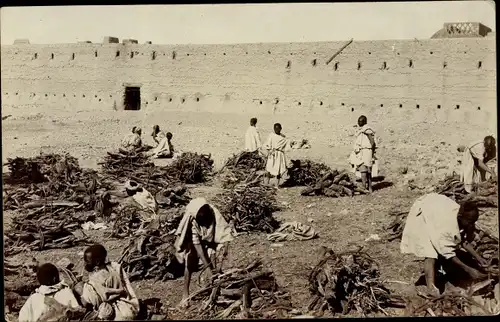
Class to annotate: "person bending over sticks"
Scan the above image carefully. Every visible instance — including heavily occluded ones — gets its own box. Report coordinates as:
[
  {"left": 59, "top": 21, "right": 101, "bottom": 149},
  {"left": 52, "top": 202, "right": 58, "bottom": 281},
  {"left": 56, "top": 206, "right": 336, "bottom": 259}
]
[
  {"left": 175, "top": 197, "right": 234, "bottom": 307},
  {"left": 400, "top": 193, "right": 488, "bottom": 295},
  {"left": 460, "top": 135, "right": 497, "bottom": 193}
]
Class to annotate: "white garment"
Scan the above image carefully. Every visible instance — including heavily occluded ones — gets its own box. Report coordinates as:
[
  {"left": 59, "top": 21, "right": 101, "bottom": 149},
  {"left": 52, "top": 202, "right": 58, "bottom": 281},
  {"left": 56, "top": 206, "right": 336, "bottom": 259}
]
[
  {"left": 19, "top": 282, "right": 80, "bottom": 322},
  {"left": 460, "top": 141, "right": 486, "bottom": 193},
  {"left": 349, "top": 125, "right": 377, "bottom": 169},
  {"left": 400, "top": 193, "right": 461, "bottom": 260},
  {"left": 245, "top": 126, "right": 262, "bottom": 152},
  {"left": 132, "top": 188, "right": 157, "bottom": 213},
  {"left": 264, "top": 133, "right": 291, "bottom": 177}
]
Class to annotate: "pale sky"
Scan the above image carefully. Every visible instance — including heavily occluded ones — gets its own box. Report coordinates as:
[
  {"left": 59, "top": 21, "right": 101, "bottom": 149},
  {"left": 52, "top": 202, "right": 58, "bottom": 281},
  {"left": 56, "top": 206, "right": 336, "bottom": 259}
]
[{"left": 0, "top": 1, "right": 496, "bottom": 45}]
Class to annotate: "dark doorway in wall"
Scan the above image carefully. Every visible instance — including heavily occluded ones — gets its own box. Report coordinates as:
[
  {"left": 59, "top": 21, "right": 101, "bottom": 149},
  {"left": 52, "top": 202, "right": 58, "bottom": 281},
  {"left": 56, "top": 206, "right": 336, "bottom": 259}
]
[{"left": 123, "top": 87, "right": 141, "bottom": 110}]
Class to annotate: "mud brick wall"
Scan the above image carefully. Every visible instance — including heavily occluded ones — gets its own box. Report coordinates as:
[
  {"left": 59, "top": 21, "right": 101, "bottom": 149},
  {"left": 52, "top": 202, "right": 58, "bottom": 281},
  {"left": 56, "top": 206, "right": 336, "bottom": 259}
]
[{"left": 1, "top": 37, "right": 496, "bottom": 131}]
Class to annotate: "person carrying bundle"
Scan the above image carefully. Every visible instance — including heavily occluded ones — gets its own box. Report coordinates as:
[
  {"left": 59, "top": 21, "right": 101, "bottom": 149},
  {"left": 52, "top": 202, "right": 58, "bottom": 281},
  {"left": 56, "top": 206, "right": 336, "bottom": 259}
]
[
  {"left": 349, "top": 115, "right": 377, "bottom": 193},
  {"left": 400, "top": 193, "right": 488, "bottom": 295},
  {"left": 263, "top": 123, "right": 291, "bottom": 187},
  {"left": 75, "top": 244, "right": 140, "bottom": 321},
  {"left": 460, "top": 136, "right": 497, "bottom": 193},
  {"left": 174, "top": 197, "right": 234, "bottom": 307},
  {"left": 19, "top": 263, "right": 82, "bottom": 322},
  {"left": 121, "top": 126, "right": 143, "bottom": 150},
  {"left": 245, "top": 117, "right": 262, "bottom": 153}
]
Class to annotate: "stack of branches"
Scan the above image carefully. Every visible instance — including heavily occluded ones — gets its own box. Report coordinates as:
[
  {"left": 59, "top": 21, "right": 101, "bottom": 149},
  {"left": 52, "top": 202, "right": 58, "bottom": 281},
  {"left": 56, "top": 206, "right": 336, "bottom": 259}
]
[
  {"left": 4, "top": 258, "right": 39, "bottom": 314},
  {"left": 283, "top": 159, "right": 333, "bottom": 187},
  {"left": 435, "top": 174, "right": 497, "bottom": 207},
  {"left": 308, "top": 247, "right": 406, "bottom": 316},
  {"left": 407, "top": 292, "right": 494, "bottom": 316},
  {"left": 163, "top": 152, "right": 214, "bottom": 184},
  {"left": 119, "top": 231, "right": 183, "bottom": 282},
  {"left": 3, "top": 154, "right": 106, "bottom": 211},
  {"left": 182, "top": 259, "right": 294, "bottom": 319},
  {"left": 4, "top": 210, "right": 92, "bottom": 256},
  {"left": 300, "top": 170, "right": 368, "bottom": 197},
  {"left": 111, "top": 186, "right": 190, "bottom": 238},
  {"left": 384, "top": 211, "right": 409, "bottom": 242},
  {"left": 99, "top": 148, "right": 155, "bottom": 179},
  {"left": 213, "top": 181, "right": 280, "bottom": 233},
  {"left": 218, "top": 151, "right": 266, "bottom": 188}
]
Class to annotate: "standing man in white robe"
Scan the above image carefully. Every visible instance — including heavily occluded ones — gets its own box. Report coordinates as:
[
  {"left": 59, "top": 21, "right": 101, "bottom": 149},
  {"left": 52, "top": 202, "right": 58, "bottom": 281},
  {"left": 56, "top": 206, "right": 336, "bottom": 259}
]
[
  {"left": 263, "top": 123, "right": 291, "bottom": 187},
  {"left": 245, "top": 117, "right": 262, "bottom": 152},
  {"left": 349, "top": 115, "right": 376, "bottom": 193}
]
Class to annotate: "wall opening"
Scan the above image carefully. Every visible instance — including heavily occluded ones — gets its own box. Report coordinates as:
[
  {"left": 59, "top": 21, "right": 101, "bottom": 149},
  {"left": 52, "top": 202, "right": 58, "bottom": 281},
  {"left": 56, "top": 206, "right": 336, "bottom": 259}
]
[
  {"left": 319, "top": 101, "right": 323, "bottom": 106},
  {"left": 312, "top": 59, "right": 317, "bottom": 67},
  {"left": 455, "top": 105, "right": 460, "bottom": 110},
  {"left": 399, "top": 104, "right": 402, "bottom": 108},
  {"left": 259, "top": 101, "right": 263, "bottom": 105},
  {"left": 94, "top": 51, "right": 98, "bottom": 58},
  {"left": 152, "top": 51, "right": 156, "bottom": 60},
  {"left": 169, "top": 98, "right": 172, "bottom": 102},
  {"left": 71, "top": 53, "right": 75, "bottom": 60},
  {"left": 334, "top": 62, "right": 339, "bottom": 71},
  {"left": 123, "top": 87, "right": 141, "bottom": 111},
  {"left": 130, "top": 52, "right": 134, "bottom": 58},
  {"left": 268, "top": 51, "right": 271, "bottom": 54},
  {"left": 187, "top": 53, "right": 190, "bottom": 56},
  {"left": 34, "top": 53, "right": 38, "bottom": 59},
  {"left": 154, "top": 96, "right": 158, "bottom": 101},
  {"left": 477, "top": 106, "right": 481, "bottom": 110},
  {"left": 382, "top": 61, "right": 387, "bottom": 70},
  {"left": 351, "top": 108, "right": 354, "bottom": 112},
  {"left": 298, "top": 102, "right": 301, "bottom": 106},
  {"left": 116, "top": 50, "right": 120, "bottom": 57},
  {"left": 409, "top": 59, "right": 413, "bottom": 68},
  {"left": 51, "top": 53, "right": 54, "bottom": 59},
  {"left": 368, "top": 52, "right": 371, "bottom": 55},
  {"left": 275, "top": 99, "right": 279, "bottom": 104},
  {"left": 357, "top": 62, "right": 361, "bottom": 70},
  {"left": 172, "top": 51, "right": 176, "bottom": 59},
  {"left": 478, "top": 61, "right": 482, "bottom": 69},
  {"left": 286, "top": 61, "right": 291, "bottom": 69},
  {"left": 196, "top": 97, "right": 200, "bottom": 102},
  {"left": 341, "top": 103, "right": 345, "bottom": 106},
  {"left": 380, "top": 104, "right": 383, "bottom": 107},
  {"left": 430, "top": 51, "right": 433, "bottom": 55},
  {"left": 437, "top": 105, "right": 441, "bottom": 109},
  {"left": 223, "top": 53, "right": 226, "bottom": 55},
  {"left": 45, "top": 94, "right": 48, "bottom": 97},
  {"left": 416, "top": 104, "right": 420, "bottom": 109},
  {"left": 443, "top": 62, "right": 447, "bottom": 69},
  {"left": 181, "top": 98, "right": 185, "bottom": 103}
]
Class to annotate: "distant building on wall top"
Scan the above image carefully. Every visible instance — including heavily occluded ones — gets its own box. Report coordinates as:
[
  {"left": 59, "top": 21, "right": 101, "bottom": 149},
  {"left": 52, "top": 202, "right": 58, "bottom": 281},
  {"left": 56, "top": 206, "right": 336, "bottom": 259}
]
[{"left": 431, "top": 22, "right": 493, "bottom": 39}]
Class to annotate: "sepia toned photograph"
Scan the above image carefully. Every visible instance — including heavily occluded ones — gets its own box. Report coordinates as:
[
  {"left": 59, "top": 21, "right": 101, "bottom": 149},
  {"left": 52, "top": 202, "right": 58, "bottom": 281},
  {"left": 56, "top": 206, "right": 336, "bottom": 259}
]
[{"left": 1, "top": 1, "right": 498, "bottom": 320}]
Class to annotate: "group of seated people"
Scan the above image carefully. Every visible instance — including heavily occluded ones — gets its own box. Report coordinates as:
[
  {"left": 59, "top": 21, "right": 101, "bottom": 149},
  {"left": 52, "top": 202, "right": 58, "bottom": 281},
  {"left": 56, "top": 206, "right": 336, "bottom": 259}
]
[
  {"left": 19, "top": 244, "right": 140, "bottom": 322},
  {"left": 121, "top": 125, "right": 179, "bottom": 159}
]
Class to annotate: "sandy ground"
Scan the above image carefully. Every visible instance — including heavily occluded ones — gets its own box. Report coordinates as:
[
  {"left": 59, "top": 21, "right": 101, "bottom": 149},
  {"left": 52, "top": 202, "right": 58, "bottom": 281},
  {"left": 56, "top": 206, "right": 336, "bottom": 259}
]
[{"left": 2, "top": 109, "right": 498, "bottom": 317}]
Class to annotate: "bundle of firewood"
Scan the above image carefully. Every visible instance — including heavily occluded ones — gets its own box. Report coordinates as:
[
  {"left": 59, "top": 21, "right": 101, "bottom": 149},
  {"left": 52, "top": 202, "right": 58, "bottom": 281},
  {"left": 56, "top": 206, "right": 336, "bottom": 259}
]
[
  {"left": 218, "top": 151, "right": 266, "bottom": 188},
  {"left": 119, "top": 231, "right": 183, "bottom": 282},
  {"left": 300, "top": 170, "right": 368, "bottom": 197},
  {"left": 3, "top": 154, "right": 107, "bottom": 211},
  {"left": 213, "top": 181, "right": 280, "bottom": 233},
  {"left": 4, "top": 211, "right": 92, "bottom": 256},
  {"left": 163, "top": 152, "right": 214, "bottom": 184},
  {"left": 435, "top": 174, "right": 497, "bottom": 207},
  {"left": 308, "top": 247, "right": 405, "bottom": 316},
  {"left": 407, "top": 291, "right": 495, "bottom": 316},
  {"left": 181, "top": 259, "right": 294, "bottom": 319},
  {"left": 283, "top": 159, "right": 333, "bottom": 187}
]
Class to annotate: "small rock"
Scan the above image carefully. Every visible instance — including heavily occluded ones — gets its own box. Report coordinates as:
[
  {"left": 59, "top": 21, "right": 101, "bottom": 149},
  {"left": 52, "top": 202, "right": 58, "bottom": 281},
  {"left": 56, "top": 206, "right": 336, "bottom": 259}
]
[
  {"left": 307, "top": 218, "right": 314, "bottom": 223},
  {"left": 270, "top": 243, "right": 284, "bottom": 248},
  {"left": 306, "top": 203, "right": 316, "bottom": 209},
  {"left": 340, "top": 209, "right": 348, "bottom": 216},
  {"left": 326, "top": 212, "right": 333, "bottom": 217}
]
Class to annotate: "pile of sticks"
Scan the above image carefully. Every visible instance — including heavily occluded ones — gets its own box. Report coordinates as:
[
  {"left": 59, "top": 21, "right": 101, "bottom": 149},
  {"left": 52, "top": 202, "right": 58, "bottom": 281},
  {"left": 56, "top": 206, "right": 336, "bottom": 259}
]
[
  {"left": 3, "top": 154, "right": 106, "bottom": 212},
  {"left": 384, "top": 211, "right": 409, "bottom": 242},
  {"left": 407, "top": 292, "right": 494, "bottom": 316},
  {"left": 163, "top": 152, "right": 214, "bottom": 184},
  {"left": 308, "top": 247, "right": 405, "bottom": 316},
  {"left": 300, "top": 170, "right": 368, "bottom": 197},
  {"left": 182, "top": 259, "right": 294, "bottom": 319},
  {"left": 4, "top": 209, "right": 92, "bottom": 256},
  {"left": 119, "top": 231, "right": 183, "bottom": 282},
  {"left": 218, "top": 151, "right": 266, "bottom": 188},
  {"left": 214, "top": 181, "right": 280, "bottom": 233},
  {"left": 284, "top": 159, "right": 333, "bottom": 187},
  {"left": 4, "top": 258, "right": 39, "bottom": 314},
  {"left": 435, "top": 174, "right": 497, "bottom": 207}
]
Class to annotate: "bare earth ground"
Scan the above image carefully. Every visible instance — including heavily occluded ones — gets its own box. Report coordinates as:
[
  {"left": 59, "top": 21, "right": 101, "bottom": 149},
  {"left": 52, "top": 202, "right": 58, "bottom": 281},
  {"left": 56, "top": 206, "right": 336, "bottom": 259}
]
[{"left": 2, "top": 109, "right": 498, "bottom": 317}]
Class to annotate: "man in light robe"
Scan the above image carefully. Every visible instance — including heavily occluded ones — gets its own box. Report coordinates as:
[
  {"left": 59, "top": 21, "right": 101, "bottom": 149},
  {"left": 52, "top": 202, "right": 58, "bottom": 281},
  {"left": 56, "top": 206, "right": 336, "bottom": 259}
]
[
  {"left": 174, "top": 198, "right": 234, "bottom": 307},
  {"left": 19, "top": 263, "right": 81, "bottom": 322},
  {"left": 121, "top": 126, "right": 142, "bottom": 150},
  {"left": 75, "top": 244, "right": 140, "bottom": 321},
  {"left": 149, "top": 132, "right": 179, "bottom": 159},
  {"left": 348, "top": 115, "right": 376, "bottom": 193},
  {"left": 245, "top": 118, "right": 262, "bottom": 152},
  {"left": 460, "top": 136, "right": 497, "bottom": 193},
  {"left": 401, "top": 193, "right": 487, "bottom": 295},
  {"left": 263, "top": 123, "right": 291, "bottom": 187},
  {"left": 151, "top": 125, "right": 167, "bottom": 146}
]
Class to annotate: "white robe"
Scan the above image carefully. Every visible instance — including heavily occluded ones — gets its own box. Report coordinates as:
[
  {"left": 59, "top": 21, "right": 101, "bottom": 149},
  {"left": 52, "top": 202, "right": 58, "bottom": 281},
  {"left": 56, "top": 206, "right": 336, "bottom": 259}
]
[
  {"left": 245, "top": 126, "right": 262, "bottom": 152},
  {"left": 264, "top": 133, "right": 291, "bottom": 178},
  {"left": 19, "top": 282, "right": 80, "bottom": 322},
  {"left": 400, "top": 193, "right": 461, "bottom": 260},
  {"left": 460, "top": 140, "right": 489, "bottom": 193},
  {"left": 349, "top": 124, "right": 376, "bottom": 169}
]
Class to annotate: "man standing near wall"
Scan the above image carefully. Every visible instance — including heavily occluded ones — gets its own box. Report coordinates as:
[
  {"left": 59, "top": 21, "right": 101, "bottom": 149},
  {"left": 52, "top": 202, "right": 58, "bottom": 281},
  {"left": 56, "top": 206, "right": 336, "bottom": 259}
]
[
  {"left": 349, "top": 116, "right": 377, "bottom": 193},
  {"left": 245, "top": 118, "right": 262, "bottom": 153}
]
